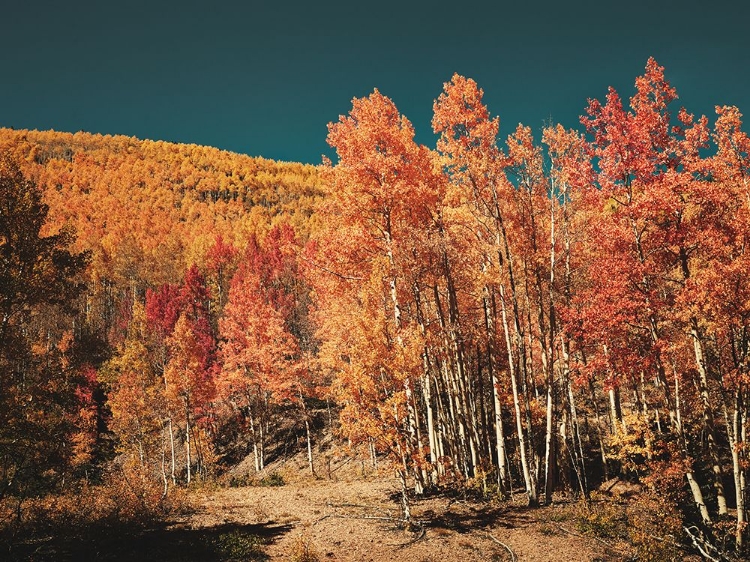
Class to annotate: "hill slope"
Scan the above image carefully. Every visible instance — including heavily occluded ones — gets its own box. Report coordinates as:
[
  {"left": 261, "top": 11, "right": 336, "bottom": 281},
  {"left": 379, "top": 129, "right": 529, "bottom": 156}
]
[{"left": 0, "top": 127, "right": 324, "bottom": 288}]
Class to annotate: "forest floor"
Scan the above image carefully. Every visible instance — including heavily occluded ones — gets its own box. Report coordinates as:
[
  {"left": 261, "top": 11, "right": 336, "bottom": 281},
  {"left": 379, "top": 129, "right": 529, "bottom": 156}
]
[
  {"left": 159, "top": 435, "right": 638, "bottom": 562},
  {"left": 5, "top": 476, "right": 633, "bottom": 562},
  {"left": 183, "top": 476, "right": 630, "bottom": 562},
  {"left": 6, "top": 431, "right": 697, "bottom": 561}
]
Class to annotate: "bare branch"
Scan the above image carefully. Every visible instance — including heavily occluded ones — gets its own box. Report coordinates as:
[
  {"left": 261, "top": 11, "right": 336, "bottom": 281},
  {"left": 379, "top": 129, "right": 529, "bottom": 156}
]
[{"left": 485, "top": 532, "right": 517, "bottom": 562}]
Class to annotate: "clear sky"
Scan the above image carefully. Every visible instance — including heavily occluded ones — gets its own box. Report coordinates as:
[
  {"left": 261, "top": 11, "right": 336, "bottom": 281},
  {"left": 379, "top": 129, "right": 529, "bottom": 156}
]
[{"left": 1, "top": 1, "right": 748, "bottom": 164}]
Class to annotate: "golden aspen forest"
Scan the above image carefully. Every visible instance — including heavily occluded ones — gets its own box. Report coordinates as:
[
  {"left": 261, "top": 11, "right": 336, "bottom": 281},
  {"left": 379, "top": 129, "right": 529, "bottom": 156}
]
[{"left": 2, "top": 59, "right": 750, "bottom": 561}]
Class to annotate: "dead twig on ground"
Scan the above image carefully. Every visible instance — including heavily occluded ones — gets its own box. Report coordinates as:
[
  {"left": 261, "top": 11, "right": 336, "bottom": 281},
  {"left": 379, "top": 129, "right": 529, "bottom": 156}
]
[
  {"left": 683, "top": 525, "right": 725, "bottom": 562},
  {"left": 446, "top": 497, "right": 468, "bottom": 510},
  {"left": 485, "top": 532, "right": 517, "bottom": 562},
  {"left": 328, "top": 456, "right": 353, "bottom": 474},
  {"left": 312, "top": 514, "right": 333, "bottom": 525},
  {"left": 324, "top": 500, "right": 426, "bottom": 547},
  {"left": 314, "top": 513, "right": 427, "bottom": 527},
  {"left": 362, "top": 515, "right": 410, "bottom": 523},
  {"left": 315, "top": 512, "right": 426, "bottom": 547}
]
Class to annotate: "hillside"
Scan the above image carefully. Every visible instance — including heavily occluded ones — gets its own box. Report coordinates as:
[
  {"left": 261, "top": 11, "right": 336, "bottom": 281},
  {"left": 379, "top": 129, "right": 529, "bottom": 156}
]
[{"left": 0, "top": 127, "right": 324, "bottom": 287}]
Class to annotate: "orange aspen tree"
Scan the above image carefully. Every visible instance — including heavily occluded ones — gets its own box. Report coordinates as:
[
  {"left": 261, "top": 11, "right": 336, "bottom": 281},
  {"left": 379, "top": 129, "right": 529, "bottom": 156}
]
[
  {"left": 318, "top": 89, "right": 443, "bottom": 518},
  {"left": 433, "top": 75, "right": 541, "bottom": 504}
]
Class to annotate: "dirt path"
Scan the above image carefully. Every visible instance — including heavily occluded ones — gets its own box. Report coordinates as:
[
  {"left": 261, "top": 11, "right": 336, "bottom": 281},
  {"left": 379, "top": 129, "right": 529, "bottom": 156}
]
[{"left": 186, "top": 477, "right": 628, "bottom": 561}]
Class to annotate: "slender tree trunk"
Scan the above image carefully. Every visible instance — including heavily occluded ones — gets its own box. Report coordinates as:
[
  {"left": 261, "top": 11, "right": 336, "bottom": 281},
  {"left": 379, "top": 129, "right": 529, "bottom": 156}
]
[
  {"left": 476, "top": 344, "right": 492, "bottom": 466},
  {"left": 259, "top": 414, "right": 265, "bottom": 471},
  {"left": 675, "top": 365, "right": 712, "bottom": 525},
  {"left": 168, "top": 418, "right": 177, "bottom": 485},
  {"left": 185, "top": 406, "right": 192, "bottom": 486},
  {"left": 434, "top": 285, "right": 469, "bottom": 478},
  {"left": 561, "top": 336, "right": 587, "bottom": 498},
  {"left": 299, "top": 389, "right": 315, "bottom": 476},
  {"left": 493, "top": 195, "right": 538, "bottom": 505},
  {"left": 608, "top": 387, "right": 625, "bottom": 436},
  {"left": 305, "top": 416, "right": 314, "bottom": 476},
  {"left": 434, "top": 375, "right": 447, "bottom": 471},
  {"left": 542, "top": 191, "right": 558, "bottom": 505},
  {"left": 567, "top": 376, "right": 588, "bottom": 498},
  {"left": 443, "top": 250, "right": 478, "bottom": 478},
  {"left": 423, "top": 366, "right": 439, "bottom": 477},
  {"left": 193, "top": 425, "right": 205, "bottom": 480},
  {"left": 691, "top": 320, "right": 728, "bottom": 515},
  {"left": 414, "top": 282, "right": 439, "bottom": 482},
  {"left": 250, "top": 414, "right": 260, "bottom": 472},
  {"left": 589, "top": 378, "right": 609, "bottom": 480},
  {"left": 543, "top": 371, "right": 556, "bottom": 503},
  {"left": 398, "top": 468, "right": 411, "bottom": 522},
  {"left": 500, "top": 283, "right": 538, "bottom": 505},
  {"left": 384, "top": 223, "right": 423, "bottom": 493},
  {"left": 686, "top": 470, "right": 712, "bottom": 526},
  {"left": 490, "top": 349, "right": 509, "bottom": 497},
  {"left": 161, "top": 425, "right": 169, "bottom": 498},
  {"left": 726, "top": 388, "right": 746, "bottom": 550}
]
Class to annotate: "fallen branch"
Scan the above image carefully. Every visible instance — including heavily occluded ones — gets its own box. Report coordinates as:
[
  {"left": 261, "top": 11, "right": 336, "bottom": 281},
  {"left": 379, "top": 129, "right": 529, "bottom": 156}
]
[
  {"left": 644, "top": 533, "right": 690, "bottom": 552},
  {"left": 683, "top": 526, "right": 724, "bottom": 562},
  {"left": 363, "top": 515, "right": 409, "bottom": 523},
  {"left": 485, "top": 533, "right": 516, "bottom": 562},
  {"left": 446, "top": 497, "right": 468, "bottom": 509},
  {"left": 312, "top": 514, "right": 333, "bottom": 525},
  {"left": 315, "top": 512, "right": 426, "bottom": 527},
  {"left": 321, "top": 500, "right": 427, "bottom": 547}
]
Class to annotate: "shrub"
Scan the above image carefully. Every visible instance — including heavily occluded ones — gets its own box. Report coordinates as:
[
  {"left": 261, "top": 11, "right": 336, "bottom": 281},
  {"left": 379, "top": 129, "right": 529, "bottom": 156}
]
[
  {"left": 626, "top": 492, "right": 683, "bottom": 562},
  {"left": 573, "top": 493, "right": 627, "bottom": 540},
  {"left": 216, "top": 530, "right": 266, "bottom": 561},
  {"left": 289, "top": 533, "right": 320, "bottom": 562},
  {"left": 258, "top": 472, "right": 285, "bottom": 487}
]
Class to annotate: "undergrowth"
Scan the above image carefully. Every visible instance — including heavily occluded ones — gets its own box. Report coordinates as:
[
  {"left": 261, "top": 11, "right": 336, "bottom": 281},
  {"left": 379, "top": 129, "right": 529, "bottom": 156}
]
[
  {"left": 289, "top": 533, "right": 320, "bottom": 562},
  {"left": 215, "top": 530, "right": 266, "bottom": 561},
  {"left": 568, "top": 491, "right": 685, "bottom": 561},
  {"left": 229, "top": 471, "right": 286, "bottom": 488},
  {"left": 0, "top": 462, "right": 189, "bottom": 560}
]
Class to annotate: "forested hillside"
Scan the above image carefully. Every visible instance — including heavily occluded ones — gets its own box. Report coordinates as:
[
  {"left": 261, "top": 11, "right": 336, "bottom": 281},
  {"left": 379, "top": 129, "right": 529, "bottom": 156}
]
[
  {"left": 0, "top": 127, "right": 323, "bottom": 274},
  {"left": 0, "top": 129, "right": 325, "bottom": 551},
  {"left": 2, "top": 58, "right": 750, "bottom": 560}
]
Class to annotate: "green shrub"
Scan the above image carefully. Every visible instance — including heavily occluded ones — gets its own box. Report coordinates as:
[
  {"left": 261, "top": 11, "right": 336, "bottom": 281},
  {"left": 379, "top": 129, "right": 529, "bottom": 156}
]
[
  {"left": 216, "top": 530, "right": 266, "bottom": 561},
  {"left": 258, "top": 472, "right": 285, "bottom": 487}
]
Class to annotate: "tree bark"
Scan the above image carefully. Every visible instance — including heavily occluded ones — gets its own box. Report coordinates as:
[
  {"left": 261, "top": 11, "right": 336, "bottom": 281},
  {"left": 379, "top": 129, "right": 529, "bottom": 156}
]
[
  {"left": 675, "top": 365, "right": 712, "bottom": 525},
  {"left": 691, "top": 319, "right": 728, "bottom": 515},
  {"left": 500, "top": 283, "right": 538, "bottom": 505}
]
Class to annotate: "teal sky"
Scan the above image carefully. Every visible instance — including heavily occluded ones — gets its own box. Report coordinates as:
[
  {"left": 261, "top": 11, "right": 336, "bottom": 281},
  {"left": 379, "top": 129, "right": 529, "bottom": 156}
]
[{"left": 1, "top": 1, "right": 748, "bottom": 164}]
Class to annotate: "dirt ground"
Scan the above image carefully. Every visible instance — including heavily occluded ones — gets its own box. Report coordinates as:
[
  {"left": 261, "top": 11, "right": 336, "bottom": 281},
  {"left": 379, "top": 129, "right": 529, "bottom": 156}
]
[
  {"left": 184, "top": 475, "right": 629, "bottom": 562},
  {"left": 3, "top": 431, "right": 640, "bottom": 562}
]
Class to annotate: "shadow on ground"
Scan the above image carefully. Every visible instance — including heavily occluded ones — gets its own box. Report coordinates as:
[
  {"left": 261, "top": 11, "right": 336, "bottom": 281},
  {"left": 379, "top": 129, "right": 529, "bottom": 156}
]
[
  {"left": 6, "top": 520, "right": 293, "bottom": 561},
  {"left": 405, "top": 488, "right": 538, "bottom": 534},
  {"left": 421, "top": 503, "right": 534, "bottom": 534}
]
